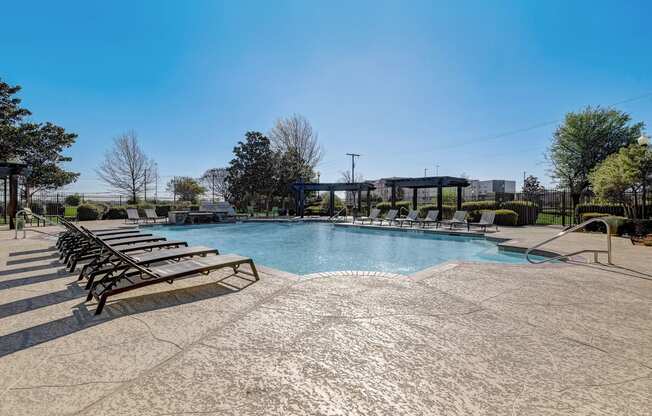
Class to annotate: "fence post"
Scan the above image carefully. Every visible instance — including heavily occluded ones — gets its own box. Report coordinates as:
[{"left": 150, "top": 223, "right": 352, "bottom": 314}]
[{"left": 561, "top": 190, "right": 566, "bottom": 227}]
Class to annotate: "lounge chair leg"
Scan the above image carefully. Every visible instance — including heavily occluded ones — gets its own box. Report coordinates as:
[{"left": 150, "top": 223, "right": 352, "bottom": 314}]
[
  {"left": 249, "top": 260, "right": 260, "bottom": 281},
  {"left": 95, "top": 294, "right": 107, "bottom": 315}
]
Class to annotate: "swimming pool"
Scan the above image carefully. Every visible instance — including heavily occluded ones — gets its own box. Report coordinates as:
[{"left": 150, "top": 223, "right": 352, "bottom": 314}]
[{"left": 147, "top": 222, "right": 538, "bottom": 275}]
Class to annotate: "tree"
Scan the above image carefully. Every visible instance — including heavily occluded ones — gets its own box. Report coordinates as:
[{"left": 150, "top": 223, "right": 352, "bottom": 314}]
[
  {"left": 226, "top": 131, "right": 277, "bottom": 209},
  {"left": 166, "top": 177, "right": 205, "bottom": 203},
  {"left": 523, "top": 175, "right": 544, "bottom": 194},
  {"left": 269, "top": 114, "right": 323, "bottom": 170},
  {"left": 548, "top": 106, "right": 643, "bottom": 205},
  {"left": 590, "top": 144, "right": 652, "bottom": 211},
  {"left": 19, "top": 122, "right": 80, "bottom": 196},
  {"left": 96, "top": 131, "right": 156, "bottom": 203},
  {"left": 200, "top": 168, "right": 229, "bottom": 202},
  {"left": 0, "top": 79, "right": 79, "bottom": 198}
]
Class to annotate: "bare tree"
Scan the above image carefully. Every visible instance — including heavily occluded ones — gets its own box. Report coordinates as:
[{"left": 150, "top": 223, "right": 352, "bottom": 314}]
[
  {"left": 269, "top": 114, "right": 324, "bottom": 169},
  {"left": 96, "top": 131, "right": 156, "bottom": 203},
  {"left": 339, "top": 170, "right": 365, "bottom": 206},
  {"left": 200, "top": 167, "right": 229, "bottom": 202}
]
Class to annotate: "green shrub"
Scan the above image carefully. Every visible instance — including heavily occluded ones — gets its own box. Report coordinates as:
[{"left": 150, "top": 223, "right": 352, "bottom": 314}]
[
  {"left": 575, "top": 203, "right": 624, "bottom": 218},
  {"left": 155, "top": 205, "right": 172, "bottom": 217},
  {"left": 621, "top": 219, "right": 652, "bottom": 237},
  {"left": 64, "top": 194, "right": 81, "bottom": 206},
  {"left": 77, "top": 204, "right": 101, "bottom": 221},
  {"left": 104, "top": 207, "right": 127, "bottom": 220},
  {"left": 580, "top": 214, "right": 628, "bottom": 235},
  {"left": 304, "top": 205, "right": 324, "bottom": 216},
  {"left": 375, "top": 201, "right": 411, "bottom": 215},
  {"left": 494, "top": 209, "right": 518, "bottom": 226},
  {"left": 462, "top": 200, "right": 499, "bottom": 222},
  {"left": 501, "top": 201, "right": 538, "bottom": 225}
]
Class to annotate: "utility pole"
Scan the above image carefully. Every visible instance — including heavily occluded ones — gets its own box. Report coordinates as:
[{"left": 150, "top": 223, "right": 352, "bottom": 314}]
[
  {"left": 424, "top": 168, "right": 428, "bottom": 177},
  {"left": 346, "top": 153, "right": 360, "bottom": 183},
  {"left": 346, "top": 153, "right": 360, "bottom": 208},
  {"left": 436, "top": 165, "right": 440, "bottom": 176},
  {"left": 144, "top": 168, "right": 147, "bottom": 202}
]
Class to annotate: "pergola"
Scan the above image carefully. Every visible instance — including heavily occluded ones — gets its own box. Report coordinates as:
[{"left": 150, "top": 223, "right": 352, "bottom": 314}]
[
  {"left": 383, "top": 176, "right": 471, "bottom": 219},
  {"left": 291, "top": 182, "right": 376, "bottom": 218},
  {"left": 1, "top": 160, "right": 31, "bottom": 229}
]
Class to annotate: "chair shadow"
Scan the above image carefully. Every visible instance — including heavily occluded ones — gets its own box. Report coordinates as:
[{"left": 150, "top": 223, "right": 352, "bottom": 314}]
[
  {"left": 0, "top": 270, "right": 70, "bottom": 291},
  {"left": 0, "top": 282, "right": 86, "bottom": 320},
  {"left": 6, "top": 254, "right": 60, "bottom": 266},
  {"left": 8, "top": 247, "right": 58, "bottom": 257},
  {"left": 0, "top": 272, "right": 257, "bottom": 359},
  {"left": 0, "top": 261, "right": 66, "bottom": 277}
]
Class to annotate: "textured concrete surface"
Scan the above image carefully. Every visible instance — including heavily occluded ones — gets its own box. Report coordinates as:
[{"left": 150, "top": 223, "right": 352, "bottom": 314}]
[{"left": 0, "top": 222, "right": 650, "bottom": 415}]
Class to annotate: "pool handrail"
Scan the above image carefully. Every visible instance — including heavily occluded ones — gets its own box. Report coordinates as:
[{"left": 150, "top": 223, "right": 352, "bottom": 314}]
[{"left": 525, "top": 217, "right": 613, "bottom": 264}]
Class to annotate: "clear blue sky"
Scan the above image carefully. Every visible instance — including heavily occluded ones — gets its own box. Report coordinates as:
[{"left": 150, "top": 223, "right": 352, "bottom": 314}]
[{"left": 2, "top": 0, "right": 651, "bottom": 194}]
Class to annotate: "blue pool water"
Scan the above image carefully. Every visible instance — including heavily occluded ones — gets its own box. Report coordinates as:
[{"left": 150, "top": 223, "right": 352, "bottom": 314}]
[{"left": 147, "top": 222, "right": 536, "bottom": 275}]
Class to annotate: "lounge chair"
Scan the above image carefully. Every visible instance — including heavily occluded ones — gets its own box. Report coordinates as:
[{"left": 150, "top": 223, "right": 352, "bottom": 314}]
[
  {"left": 144, "top": 208, "right": 167, "bottom": 223},
  {"left": 439, "top": 211, "right": 468, "bottom": 230},
  {"left": 86, "top": 236, "right": 259, "bottom": 315},
  {"left": 417, "top": 210, "right": 440, "bottom": 228},
  {"left": 377, "top": 209, "right": 398, "bottom": 226},
  {"left": 355, "top": 208, "right": 380, "bottom": 224},
  {"left": 395, "top": 210, "right": 419, "bottom": 228},
  {"left": 126, "top": 208, "right": 142, "bottom": 223},
  {"left": 79, "top": 245, "right": 220, "bottom": 289},
  {"left": 468, "top": 211, "right": 497, "bottom": 232}
]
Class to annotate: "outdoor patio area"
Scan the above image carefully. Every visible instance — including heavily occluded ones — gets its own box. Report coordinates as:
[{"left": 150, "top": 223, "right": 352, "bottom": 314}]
[{"left": 0, "top": 222, "right": 650, "bottom": 415}]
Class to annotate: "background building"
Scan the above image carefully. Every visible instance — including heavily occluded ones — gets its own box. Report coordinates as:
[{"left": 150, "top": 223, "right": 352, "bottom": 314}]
[{"left": 463, "top": 179, "right": 516, "bottom": 199}]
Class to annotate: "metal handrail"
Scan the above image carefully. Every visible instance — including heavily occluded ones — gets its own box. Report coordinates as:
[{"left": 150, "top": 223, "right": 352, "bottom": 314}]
[
  {"left": 329, "top": 208, "right": 347, "bottom": 222},
  {"left": 525, "top": 217, "right": 612, "bottom": 264},
  {"left": 14, "top": 210, "right": 63, "bottom": 239}
]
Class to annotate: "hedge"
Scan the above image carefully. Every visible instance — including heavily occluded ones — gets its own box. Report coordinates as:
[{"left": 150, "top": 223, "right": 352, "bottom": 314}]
[
  {"left": 494, "top": 209, "right": 518, "bottom": 226},
  {"left": 501, "top": 201, "right": 538, "bottom": 225},
  {"left": 77, "top": 204, "right": 101, "bottom": 221},
  {"left": 104, "top": 207, "right": 127, "bottom": 220},
  {"left": 575, "top": 203, "right": 624, "bottom": 217},
  {"left": 375, "top": 201, "right": 411, "bottom": 215},
  {"left": 462, "top": 200, "right": 499, "bottom": 222},
  {"left": 417, "top": 204, "right": 456, "bottom": 219},
  {"left": 580, "top": 214, "right": 628, "bottom": 235},
  {"left": 64, "top": 194, "right": 81, "bottom": 206}
]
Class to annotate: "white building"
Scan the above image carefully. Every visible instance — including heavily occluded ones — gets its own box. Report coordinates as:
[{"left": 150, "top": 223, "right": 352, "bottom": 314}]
[{"left": 464, "top": 179, "right": 516, "bottom": 199}]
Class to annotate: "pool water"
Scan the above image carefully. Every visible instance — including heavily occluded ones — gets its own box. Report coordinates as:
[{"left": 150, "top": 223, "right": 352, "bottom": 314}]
[{"left": 147, "top": 222, "right": 536, "bottom": 275}]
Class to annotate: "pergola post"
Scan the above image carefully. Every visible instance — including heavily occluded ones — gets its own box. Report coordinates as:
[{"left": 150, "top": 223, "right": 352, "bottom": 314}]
[
  {"left": 299, "top": 187, "right": 305, "bottom": 218},
  {"left": 436, "top": 186, "right": 443, "bottom": 220},
  {"left": 3, "top": 178, "right": 6, "bottom": 225},
  {"left": 391, "top": 183, "right": 396, "bottom": 209},
  {"left": 366, "top": 189, "right": 371, "bottom": 216},
  {"left": 357, "top": 189, "right": 362, "bottom": 216},
  {"left": 329, "top": 189, "right": 335, "bottom": 217},
  {"left": 8, "top": 174, "right": 18, "bottom": 230},
  {"left": 412, "top": 188, "right": 418, "bottom": 210},
  {"left": 456, "top": 186, "right": 463, "bottom": 210}
]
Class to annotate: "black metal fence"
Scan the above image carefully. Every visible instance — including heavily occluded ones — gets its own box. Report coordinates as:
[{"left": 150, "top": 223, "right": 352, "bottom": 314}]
[
  {"left": 2, "top": 184, "right": 649, "bottom": 226},
  {"left": 466, "top": 190, "right": 650, "bottom": 226}
]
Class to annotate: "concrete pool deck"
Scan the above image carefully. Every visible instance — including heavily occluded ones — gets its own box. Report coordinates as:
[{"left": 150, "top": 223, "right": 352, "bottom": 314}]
[{"left": 0, "top": 221, "right": 650, "bottom": 415}]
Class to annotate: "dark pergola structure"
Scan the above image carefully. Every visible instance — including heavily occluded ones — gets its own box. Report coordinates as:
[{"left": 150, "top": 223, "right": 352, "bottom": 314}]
[
  {"left": 383, "top": 176, "right": 471, "bottom": 219},
  {"left": 1, "top": 161, "right": 30, "bottom": 229},
  {"left": 291, "top": 182, "right": 376, "bottom": 218}
]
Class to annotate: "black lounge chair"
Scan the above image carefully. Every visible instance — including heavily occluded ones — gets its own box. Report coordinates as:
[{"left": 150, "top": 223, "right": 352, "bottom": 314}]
[
  {"left": 144, "top": 208, "right": 167, "bottom": 223},
  {"left": 416, "top": 210, "right": 440, "bottom": 228},
  {"left": 468, "top": 211, "right": 497, "bottom": 232},
  {"left": 86, "top": 236, "right": 259, "bottom": 315},
  {"left": 439, "top": 210, "right": 468, "bottom": 230},
  {"left": 378, "top": 209, "right": 398, "bottom": 226},
  {"left": 56, "top": 218, "right": 138, "bottom": 249},
  {"left": 395, "top": 210, "right": 419, "bottom": 228},
  {"left": 354, "top": 208, "right": 380, "bottom": 224},
  {"left": 80, "top": 245, "right": 219, "bottom": 290}
]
